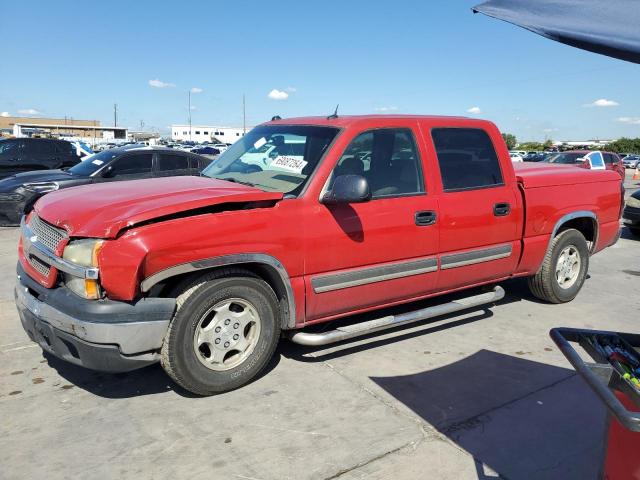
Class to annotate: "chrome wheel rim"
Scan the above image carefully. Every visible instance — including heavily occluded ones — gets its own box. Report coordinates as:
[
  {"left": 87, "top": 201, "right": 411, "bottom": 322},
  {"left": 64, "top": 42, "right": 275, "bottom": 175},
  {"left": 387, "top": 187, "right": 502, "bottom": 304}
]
[
  {"left": 555, "top": 246, "right": 581, "bottom": 289},
  {"left": 193, "top": 298, "right": 261, "bottom": 371}
]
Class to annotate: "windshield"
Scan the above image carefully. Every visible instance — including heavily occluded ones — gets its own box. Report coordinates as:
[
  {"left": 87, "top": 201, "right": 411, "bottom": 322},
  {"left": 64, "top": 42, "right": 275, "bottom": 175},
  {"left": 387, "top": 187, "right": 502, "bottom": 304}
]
[
  {"left": 201, "top": 125, "right": 339, "bottom": 195},
  {"left": 545, "top": 152, "right": 584, "bottom": 164},
  {"left": 68, "top": 149, "right": 120, "bottom": 176}
]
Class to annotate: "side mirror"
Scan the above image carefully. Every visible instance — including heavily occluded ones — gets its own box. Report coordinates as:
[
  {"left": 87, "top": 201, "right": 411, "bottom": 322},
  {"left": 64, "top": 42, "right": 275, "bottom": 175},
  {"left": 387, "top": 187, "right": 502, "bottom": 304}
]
[
  {"left": 322, "top": 174, "right": 371, "bottom": 205},
  {"left": 101, "top": 165, "right": 115, "bottom": 178}
]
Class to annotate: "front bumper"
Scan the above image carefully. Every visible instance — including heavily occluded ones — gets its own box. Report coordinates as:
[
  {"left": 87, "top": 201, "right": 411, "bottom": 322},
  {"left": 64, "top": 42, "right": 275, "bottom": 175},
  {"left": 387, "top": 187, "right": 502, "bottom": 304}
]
[
  {"left": 623, "top": 205, "right": 640, "bottom": 227},
  {"left": 15, "top": 263, "right": 176, "bottom": 372}
]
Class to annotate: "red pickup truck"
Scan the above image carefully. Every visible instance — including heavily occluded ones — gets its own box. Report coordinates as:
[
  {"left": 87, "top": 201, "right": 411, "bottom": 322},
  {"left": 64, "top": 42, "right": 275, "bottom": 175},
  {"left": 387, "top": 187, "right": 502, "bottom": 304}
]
[{"left": 15, "top": 115, "right": 623, "bottom": 395}]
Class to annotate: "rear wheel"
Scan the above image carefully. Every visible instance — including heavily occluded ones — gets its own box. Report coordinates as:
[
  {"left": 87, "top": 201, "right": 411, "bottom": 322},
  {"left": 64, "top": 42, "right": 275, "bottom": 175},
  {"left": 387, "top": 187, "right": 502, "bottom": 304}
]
[
  {"left": 528, "top": 228, "right": 589, "bottom": 303},
  {"left": 161, "top": 270, "right": 281, "bottom": 395}
]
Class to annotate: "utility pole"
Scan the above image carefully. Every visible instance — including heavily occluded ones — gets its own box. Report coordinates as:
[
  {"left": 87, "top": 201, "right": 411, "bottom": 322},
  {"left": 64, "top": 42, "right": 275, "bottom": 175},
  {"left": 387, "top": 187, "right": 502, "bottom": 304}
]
[
  {"left": 113, "top": 104, "right": 118, "bottom": 127},
  {"left": 243, "top": 94, "right": 246, "bottom": 134},
  {"left": 188, "top": 90, "right": 192, "bottom": 141}
]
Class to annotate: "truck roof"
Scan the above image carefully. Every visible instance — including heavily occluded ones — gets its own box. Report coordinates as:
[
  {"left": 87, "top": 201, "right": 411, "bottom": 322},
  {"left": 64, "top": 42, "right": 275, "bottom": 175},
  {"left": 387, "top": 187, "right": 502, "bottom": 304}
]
[{"left": 262, "top": 114, "right": 478, "bottom": 128}]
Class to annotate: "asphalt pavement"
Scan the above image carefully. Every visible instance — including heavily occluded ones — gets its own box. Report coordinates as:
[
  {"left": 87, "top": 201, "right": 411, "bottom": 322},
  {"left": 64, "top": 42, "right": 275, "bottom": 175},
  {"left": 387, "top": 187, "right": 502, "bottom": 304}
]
[{"left": 1, "top": 171, "right": 638, "bottom": 480}]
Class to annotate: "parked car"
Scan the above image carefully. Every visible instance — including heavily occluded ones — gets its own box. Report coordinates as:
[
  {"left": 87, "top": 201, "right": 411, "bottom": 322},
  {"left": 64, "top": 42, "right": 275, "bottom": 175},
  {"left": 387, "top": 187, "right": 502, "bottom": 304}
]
[
  {"left": 0, "top": 145, "right": 212, "bottom": 225},
  {"left": 212, "top": 143, "right": 229, "bottom": 153},
  {"left": 191, "top": 146, "right": 221, "bottom": 155},
  {"left": 623, "top": 155, "right": 640, "bottom": 169},
  {"left": 523, "top": 152, "right": 548, "bottom": 162},
  {"left": 545, "top": 150, "right": 625, "bottom": 179},
  {"left": 0, "top": 138, "right": 81, "bottom": 179},
  {"left": 509, "top": 152, "right": 524, "bottom": 162},
  {"left": 623, "top": 190, "right": 640, "bottom": 237},
  {"left": 15, "top": 115, "right": 622, "bottom": 395}
]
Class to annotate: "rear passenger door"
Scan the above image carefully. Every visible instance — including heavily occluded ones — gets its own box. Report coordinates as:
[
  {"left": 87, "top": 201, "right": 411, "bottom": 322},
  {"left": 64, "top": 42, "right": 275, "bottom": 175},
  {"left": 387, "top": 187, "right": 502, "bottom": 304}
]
[
  {"left": 427, "top": 126, "right": 522, "bottom": 291},
  {"left": 603, "top": 152, "right": 623, "bottom": 177},
  {"left": 155, "top": 152, "right": 190, "bottom": 177}
]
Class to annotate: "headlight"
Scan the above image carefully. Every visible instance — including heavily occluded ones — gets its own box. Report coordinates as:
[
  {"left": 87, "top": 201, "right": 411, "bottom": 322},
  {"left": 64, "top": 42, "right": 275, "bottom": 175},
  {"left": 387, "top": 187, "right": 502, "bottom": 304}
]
[
  {"left": 62, "top": 239, "right": 104, "bottom": 299},
  {"left": 23, "top": 182, "right": 59, "bottom": 193},
  {"left": 627, "top": 197, "right": 640, "bottom": 208}
]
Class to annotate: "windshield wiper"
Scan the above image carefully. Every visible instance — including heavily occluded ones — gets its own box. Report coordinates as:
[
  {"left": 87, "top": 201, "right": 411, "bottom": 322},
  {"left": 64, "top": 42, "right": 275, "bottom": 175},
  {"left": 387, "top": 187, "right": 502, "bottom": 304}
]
[{"left": 220, "top": 177, "right": 255, "bottom": 187}]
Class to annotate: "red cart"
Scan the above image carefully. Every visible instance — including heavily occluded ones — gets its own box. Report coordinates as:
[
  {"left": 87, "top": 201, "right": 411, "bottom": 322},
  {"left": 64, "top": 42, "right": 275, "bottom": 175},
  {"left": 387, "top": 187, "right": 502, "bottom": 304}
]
[{"left": 551, "top": 328, "right": 640, "bottom": 479}]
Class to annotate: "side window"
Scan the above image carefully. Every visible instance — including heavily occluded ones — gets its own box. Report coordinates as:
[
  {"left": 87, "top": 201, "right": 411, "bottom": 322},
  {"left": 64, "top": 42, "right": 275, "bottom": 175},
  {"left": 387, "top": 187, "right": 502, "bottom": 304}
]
[
  {"left": 30, "top": 140, "right": 57, "bottom": 155},
  {"left": 0, "top": 140, "right": 20, "bottom": 155},
  {"left": 110, "top": 154, "right": 153, "bottom": 176},
  {"left": 432, "top": 128, "right": 503, "bottom": 191},
  {"left": 603, "top": 153, "right": 616, "bottom": 165},
  {"left": 191, "top": 155, "right": 211, "bottom": 170},
  {"left": 158, "top": 153, "right": 189, "bottom": 171},
  {"left": 331, "top": 128, "right": 424, "bottom": 198},
  {"left": 55, "top": 141, "right": 75, "bottom": 155}
]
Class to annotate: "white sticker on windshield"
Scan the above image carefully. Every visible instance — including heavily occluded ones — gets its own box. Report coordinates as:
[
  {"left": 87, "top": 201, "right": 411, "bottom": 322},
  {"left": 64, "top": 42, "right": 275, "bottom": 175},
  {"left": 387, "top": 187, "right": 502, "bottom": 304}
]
[
  {"left": 253, "top": 137, "right": 267, "bottom": 149},
  {"left": 271, "top": 155, "right": 308, "bottom": 173},
  {"left": 92, "top": 159, "right": 104, "bottom": 166}
]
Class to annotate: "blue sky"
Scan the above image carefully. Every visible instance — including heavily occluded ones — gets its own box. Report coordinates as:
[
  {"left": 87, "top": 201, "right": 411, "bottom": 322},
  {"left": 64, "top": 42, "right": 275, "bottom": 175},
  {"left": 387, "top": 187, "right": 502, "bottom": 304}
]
[{"left": 1, "top": 0, "right": 638, "bottom": 141}]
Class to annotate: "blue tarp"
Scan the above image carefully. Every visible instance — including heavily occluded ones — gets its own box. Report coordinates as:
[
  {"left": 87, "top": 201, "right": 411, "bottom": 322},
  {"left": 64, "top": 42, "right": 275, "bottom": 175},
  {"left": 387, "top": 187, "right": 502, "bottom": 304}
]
[{"left": 473, "top": 0, "right": 640, "bottom": 64}]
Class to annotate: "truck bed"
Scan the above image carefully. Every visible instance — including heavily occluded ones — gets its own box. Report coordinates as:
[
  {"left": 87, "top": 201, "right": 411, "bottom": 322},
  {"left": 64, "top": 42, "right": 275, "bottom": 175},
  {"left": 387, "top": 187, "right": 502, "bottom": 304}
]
[{"left": 514, "top": 162, "right": 621, "bottom": 188}]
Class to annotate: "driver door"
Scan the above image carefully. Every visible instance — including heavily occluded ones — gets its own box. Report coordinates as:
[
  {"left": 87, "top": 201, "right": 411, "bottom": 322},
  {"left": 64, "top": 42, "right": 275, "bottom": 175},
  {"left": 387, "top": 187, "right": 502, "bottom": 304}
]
[{"left": 303, "top": 123, "right": 440, "bottom": 321}]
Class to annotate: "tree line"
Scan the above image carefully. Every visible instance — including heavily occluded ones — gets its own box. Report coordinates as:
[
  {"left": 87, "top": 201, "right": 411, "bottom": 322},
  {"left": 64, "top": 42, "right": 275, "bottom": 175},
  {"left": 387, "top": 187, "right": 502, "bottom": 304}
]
[{"left": 501, "top": 134, "right": 640, "bottom": 154}]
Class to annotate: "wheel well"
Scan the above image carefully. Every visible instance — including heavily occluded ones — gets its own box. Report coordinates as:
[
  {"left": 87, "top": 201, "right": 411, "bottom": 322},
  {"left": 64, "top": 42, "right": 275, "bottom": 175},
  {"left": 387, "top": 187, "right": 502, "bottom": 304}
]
[
  {"left": 556, "top": 217, "right": 596, "bottom": 248},
  {"left": 156, "top": 262, "right": 293, "bottom": 329}
]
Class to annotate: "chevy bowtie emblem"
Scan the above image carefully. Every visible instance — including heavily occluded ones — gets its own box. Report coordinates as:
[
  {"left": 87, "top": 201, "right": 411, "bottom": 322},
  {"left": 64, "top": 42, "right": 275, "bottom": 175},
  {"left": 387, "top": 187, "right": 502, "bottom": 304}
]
[{"left": 30, "top": 235, "right": 37, "bottom": 243}]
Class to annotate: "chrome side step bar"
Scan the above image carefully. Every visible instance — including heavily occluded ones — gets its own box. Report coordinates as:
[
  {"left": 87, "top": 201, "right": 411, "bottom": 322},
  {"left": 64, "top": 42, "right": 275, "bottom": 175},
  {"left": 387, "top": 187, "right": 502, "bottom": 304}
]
[{"left": 287, "top": 286, "right": 505, "bottom": 346}]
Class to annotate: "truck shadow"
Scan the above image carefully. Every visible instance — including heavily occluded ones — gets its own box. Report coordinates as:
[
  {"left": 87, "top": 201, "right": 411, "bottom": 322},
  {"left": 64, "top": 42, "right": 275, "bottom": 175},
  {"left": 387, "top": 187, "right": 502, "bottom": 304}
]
[
  {"left": 370, "top": 350, "right": 607, "bottom": 480},
  {"left": 41, "top": 349, "right": 282, "bottom": 399},
  {"left": 282, "top": 280, "right": 536, "bottom": 363}
]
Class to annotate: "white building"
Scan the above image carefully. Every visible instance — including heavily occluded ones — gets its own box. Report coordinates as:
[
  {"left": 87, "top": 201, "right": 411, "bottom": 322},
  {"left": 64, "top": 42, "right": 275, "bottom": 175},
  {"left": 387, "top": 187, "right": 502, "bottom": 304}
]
[{"left": 171, "top": 125, "right": 250, "bottom": 144}]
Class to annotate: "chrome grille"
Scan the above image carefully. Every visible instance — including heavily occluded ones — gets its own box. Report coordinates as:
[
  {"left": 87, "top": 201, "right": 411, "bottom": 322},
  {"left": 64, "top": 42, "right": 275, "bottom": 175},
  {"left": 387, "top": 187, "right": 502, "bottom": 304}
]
[
  {"left": 28, "top": 215, "right": 67, "bottom": 252},
  {"left": 28, "top": 254, "right": 51, "bottom": 276}
]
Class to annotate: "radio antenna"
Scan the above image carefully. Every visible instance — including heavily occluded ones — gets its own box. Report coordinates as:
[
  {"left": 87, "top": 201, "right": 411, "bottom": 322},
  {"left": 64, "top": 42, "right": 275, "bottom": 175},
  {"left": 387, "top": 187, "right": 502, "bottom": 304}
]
[{"left": 327, "top": 104, "right": 339, "bottom": 120}]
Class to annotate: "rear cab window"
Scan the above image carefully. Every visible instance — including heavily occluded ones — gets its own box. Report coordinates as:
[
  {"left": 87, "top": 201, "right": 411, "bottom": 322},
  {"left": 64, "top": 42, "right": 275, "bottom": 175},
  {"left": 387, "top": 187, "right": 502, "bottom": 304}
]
[{"left": 431, "top": 128, "right": 503, "bottom": 191}]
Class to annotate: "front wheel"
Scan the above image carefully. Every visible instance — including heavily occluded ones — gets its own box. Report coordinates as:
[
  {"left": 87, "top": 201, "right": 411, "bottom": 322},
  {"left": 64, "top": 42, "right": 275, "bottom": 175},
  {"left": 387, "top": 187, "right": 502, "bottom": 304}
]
[
  {"left": 528, "top": 228, "right": 589, "bottom": 303},
  {"left": 161, "top": 270, "right": 281, "bottom": 395}
]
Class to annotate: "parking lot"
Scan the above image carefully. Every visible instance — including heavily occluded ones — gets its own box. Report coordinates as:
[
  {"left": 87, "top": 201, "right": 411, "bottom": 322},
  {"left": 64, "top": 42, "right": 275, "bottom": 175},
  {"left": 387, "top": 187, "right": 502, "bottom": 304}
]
[{"left": 0, "top": 171, "right": 637, "bottom": 480}]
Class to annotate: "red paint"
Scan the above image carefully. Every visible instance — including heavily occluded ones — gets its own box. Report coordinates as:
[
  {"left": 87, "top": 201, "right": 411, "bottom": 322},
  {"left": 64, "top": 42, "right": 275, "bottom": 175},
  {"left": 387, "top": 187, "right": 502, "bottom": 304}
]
[
  {"left": 18, "top": 115, "right": 623, "bottom": 327},
  {"left": 604, "top": 391, "right": 640, "bottom": 479},
  {"left": 32, "top": 176, "right": 283, "bottom": 238}
]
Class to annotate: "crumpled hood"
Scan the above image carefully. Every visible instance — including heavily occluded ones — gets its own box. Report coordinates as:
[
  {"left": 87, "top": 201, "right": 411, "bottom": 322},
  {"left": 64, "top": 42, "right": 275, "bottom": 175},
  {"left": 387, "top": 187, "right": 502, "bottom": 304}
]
[{"left": 34, "top": 176, "right": 283, "bottom": 238}]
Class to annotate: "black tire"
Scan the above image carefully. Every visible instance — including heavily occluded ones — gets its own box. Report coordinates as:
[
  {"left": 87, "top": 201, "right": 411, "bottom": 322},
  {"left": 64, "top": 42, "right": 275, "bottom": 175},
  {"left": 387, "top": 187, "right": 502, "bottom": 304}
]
[
  {"left": 629, "top": 227, "right": 640, "bottom": 238},
  {"left": 161, "top": 269, "right": 281, "bottom": 395},
  {"left": 528, "top": 228, "right": 589, "bottom": 304}
]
